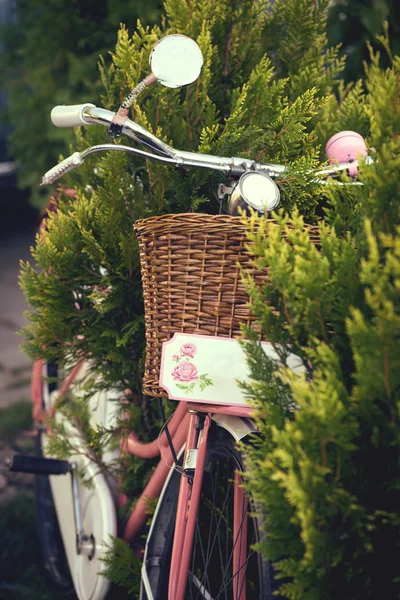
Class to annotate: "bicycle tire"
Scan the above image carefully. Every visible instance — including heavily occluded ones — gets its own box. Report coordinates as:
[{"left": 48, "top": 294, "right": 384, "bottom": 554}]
[
  {"left": 140, "top": 423, "right": 274, "bottom": 600},
  {"left": 35, "top": 429, "right": 77, "bottom": 597}
]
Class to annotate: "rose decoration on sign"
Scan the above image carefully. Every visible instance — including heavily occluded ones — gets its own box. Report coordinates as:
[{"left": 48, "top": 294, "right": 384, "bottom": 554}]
[
  {"left": 180, "top": 343, "right": 197, "bottom": 358},
  {"left": 170, "top": 343, "right": 213, "bottom": 395},
  {"left": 172, "top": 362, "right": 199, "bottom": 382}
]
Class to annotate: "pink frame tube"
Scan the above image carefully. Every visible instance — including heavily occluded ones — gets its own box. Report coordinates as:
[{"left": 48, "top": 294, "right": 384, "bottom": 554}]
[
  {"left": 121, "top": 400, "right": 188, "bottom": 459},
  {"left": 175, "top": 414, "right": 211, "bottom": 599},
  {"left": 31, "top": 359, "right": 45, "bottom": 423},
  {"left": 233, "top": 470, "right": 248, "bottom": 600},
  {"left": 167, "top": 413, "right": 201, "bottom": 596},
  {"left": 122, "top": 414, "right": 189, "bottom": 542},
  {"left": 31, "top": 358, "right": 84, "bottom": 423}
]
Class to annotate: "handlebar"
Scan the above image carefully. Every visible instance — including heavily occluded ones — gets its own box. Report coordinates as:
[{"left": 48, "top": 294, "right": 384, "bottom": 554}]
[
  {"left": 42, "top": 103, "right": 371, "bottom": 190},
  {"left": 42, "top": 104, "right": 287, "bottom": 185}
]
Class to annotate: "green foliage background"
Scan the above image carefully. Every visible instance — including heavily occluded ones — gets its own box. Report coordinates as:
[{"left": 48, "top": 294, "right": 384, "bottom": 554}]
[
  {"left": 0, "top": 0, "right": 162, "bottom": 207},
  {"left": 10, "top": 0, "right": 400, "bottom": 597},
  {"left": 327, "top": 0, "right": 400, "bottom": 82}
]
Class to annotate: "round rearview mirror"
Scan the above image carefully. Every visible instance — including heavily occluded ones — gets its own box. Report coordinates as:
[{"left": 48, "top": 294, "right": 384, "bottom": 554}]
[{"left": 150, "top": 34, "right": 203, "bottom": 88}]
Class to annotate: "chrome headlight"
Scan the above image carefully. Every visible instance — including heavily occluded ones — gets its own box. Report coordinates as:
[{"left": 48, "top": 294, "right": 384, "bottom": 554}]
[{"left": 227, "top": 171, "right": 280, "bottom": 216}]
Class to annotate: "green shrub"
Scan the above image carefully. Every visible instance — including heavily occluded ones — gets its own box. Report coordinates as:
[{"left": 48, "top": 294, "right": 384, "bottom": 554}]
[{"left": 242, "top": 43, "right": 400, "bottom": 599}]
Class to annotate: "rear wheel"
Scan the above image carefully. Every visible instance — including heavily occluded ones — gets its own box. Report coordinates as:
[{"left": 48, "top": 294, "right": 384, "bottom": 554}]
[
  {"left": 141, "top": 425, "right": 273, "bottom": 599},
  {"left": 37, "top": 361, "right": 118, "bottom": 600},
  {"left": 36, "top": 429, "right": 76, "bottom": 597},
  {"left": 36, "top": 361, "right": 75, "bottom": 596}
]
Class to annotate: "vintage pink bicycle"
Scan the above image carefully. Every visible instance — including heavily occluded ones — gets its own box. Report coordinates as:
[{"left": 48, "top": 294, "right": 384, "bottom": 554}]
[{"left": 10, "top": 34, "right": 371, "bottom": 600}]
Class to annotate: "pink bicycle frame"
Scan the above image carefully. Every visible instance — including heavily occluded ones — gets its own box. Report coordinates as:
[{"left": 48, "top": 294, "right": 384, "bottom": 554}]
[{"left": 32, "top": 360, "right": 253, "bottom": 600}]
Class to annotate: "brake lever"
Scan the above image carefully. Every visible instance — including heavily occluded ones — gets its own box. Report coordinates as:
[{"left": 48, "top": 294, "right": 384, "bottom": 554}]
[
  {"left": 41, "top": 145, "right": 181, "bottom": 185},
  {"left": 313, "top": 155, "right": 374, "bottom": 182}
]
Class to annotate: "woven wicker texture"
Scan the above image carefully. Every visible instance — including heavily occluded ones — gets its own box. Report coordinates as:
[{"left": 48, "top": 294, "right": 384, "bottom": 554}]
[{"left": 134, "top": 213, "right": 320, "bottom": 398}]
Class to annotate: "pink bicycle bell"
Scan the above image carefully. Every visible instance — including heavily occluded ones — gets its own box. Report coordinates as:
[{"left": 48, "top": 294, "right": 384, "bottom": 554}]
[{"left": 325, "top": 130, "right": 368, "bottom": 177}]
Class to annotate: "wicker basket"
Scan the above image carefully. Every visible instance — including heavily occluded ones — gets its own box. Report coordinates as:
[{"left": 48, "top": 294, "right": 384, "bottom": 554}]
[{"left": 134, "top": 213, "right": 319, "bottom": 398}]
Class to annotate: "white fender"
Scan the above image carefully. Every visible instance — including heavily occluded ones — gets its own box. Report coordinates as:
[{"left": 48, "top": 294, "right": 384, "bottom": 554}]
[{"left": 211, "top": 413, "right": 258, "bottom": 441}]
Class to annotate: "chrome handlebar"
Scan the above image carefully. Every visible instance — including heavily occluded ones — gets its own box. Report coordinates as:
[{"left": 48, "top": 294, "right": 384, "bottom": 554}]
[
  {"left": 42, "top": 105, "right": 288, "bottom": 185},
  {"left": 42, "top": 104, "right": 370, "bottom": 188}
]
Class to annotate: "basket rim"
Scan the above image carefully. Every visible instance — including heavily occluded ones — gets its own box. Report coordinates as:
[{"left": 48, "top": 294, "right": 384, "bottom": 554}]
[{"left": 134, "top": 212, "right": 246, "bottom": 230}]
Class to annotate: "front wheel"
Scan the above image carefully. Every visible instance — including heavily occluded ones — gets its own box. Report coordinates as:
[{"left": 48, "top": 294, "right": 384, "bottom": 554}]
[{"left": 141, "top": 425, "right": 274, "bottom": 600}]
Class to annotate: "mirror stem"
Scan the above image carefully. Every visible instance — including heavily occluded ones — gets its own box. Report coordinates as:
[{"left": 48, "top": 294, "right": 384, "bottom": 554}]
[
  {"left": 109, "top": 73, "right": 158, "bottom": 140},
  {"left": 121, "top": 73, "right": 157, "bottom": 110}
]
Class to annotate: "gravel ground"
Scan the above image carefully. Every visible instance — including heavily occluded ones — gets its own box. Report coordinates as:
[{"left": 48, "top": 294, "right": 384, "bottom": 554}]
[
  {"left": 0, "top": 225, "right": 36, "bottom": 409},
  {"left": 0, "top": 401, "right": 35, "bottom": 502}
]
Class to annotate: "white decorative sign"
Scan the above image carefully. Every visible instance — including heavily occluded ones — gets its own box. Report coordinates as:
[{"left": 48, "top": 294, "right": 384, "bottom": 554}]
[{"left": 159, "top": 333, "right": 305, "bottom": 407}]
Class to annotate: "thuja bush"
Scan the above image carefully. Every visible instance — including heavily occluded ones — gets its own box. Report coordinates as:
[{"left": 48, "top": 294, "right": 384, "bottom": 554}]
[{"left": 242, "top": 41, "right": 400, "bottom": 599}]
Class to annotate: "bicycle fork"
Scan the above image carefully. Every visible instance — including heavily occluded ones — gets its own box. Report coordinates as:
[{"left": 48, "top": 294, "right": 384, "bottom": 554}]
[
  {"left": 168, "top": 412, "right": 248, "bottom": 600},
  {"left": 168, "top": 411, "right": 210, "bottom": 600}
]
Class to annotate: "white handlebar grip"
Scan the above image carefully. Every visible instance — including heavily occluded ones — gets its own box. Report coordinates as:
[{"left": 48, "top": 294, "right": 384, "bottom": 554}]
[
  {"left": 51, "top": 103, "right": 95, "bottom": 128},
  {"left": 41, "top": 152, "right": 83, "bottom": 185}
]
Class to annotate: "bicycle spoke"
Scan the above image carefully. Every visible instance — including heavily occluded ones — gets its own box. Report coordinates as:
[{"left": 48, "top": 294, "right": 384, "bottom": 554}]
[
  {"left": 215, "top": 461, "right": 235, "bottom": 597},
  {"left": 193, "top": 515, "right": 212, "bottom": 600},
  {"left": 193, "top": 458, "right": 256, "bottom": 600},
  {"left": 193, "top": 460, "right": 221, "bottom": 600},
  {"left": 189, "top": 572, "right": 215, "bottom": 600},
  {"left": 218, "top": 549, "right": 257, "bottom": 599},
  {"left": 216, "top": 487, "right": 250, "bottom": 599},
  {"left": 210, "top": 461, "right": 229, "bottom": 596},
  {"left": 167, "top": 439, "right": 266, "bottom": 600},
  {"left": 195, "top": 470, "right": 234, "bottom": 596}
]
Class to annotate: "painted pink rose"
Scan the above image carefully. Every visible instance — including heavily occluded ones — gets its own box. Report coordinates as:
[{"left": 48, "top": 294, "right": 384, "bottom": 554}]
[
  {"left": 180, "top": 343, "right": 197, "bottom": 358},
  {"left": 172, "top": 354, "right": 180, "bottom": 361},
  {"left": 172, "top": 362, "right": 199, "bottom": 382}
]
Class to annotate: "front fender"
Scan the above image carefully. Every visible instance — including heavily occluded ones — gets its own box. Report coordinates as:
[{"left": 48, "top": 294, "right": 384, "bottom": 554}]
[{"left": 211, "top": 413, "right": 258, "bottom": 441}]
